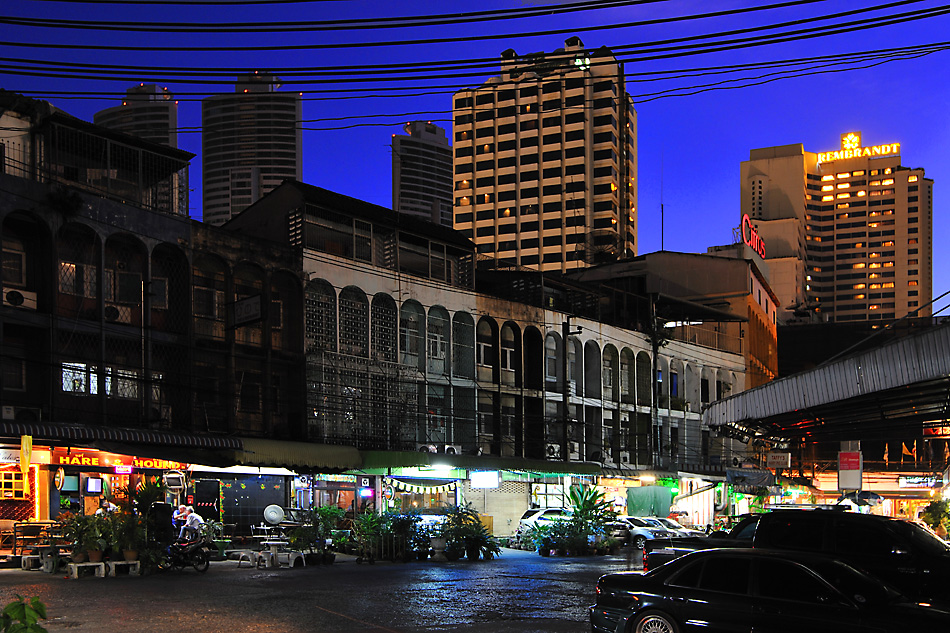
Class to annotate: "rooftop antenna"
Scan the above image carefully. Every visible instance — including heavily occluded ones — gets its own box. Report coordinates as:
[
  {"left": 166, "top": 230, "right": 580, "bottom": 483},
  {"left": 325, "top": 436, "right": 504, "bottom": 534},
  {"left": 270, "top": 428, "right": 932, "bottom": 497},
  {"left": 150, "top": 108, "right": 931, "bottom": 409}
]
[{"left": 660, "top": 149, "right": 665, "bottom": 251}]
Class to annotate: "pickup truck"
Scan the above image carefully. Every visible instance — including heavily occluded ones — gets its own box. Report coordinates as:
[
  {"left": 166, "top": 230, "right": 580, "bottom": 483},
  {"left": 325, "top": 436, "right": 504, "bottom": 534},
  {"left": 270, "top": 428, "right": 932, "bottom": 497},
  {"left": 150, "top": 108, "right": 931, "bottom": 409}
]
[{"left": 643, "top": 508, "right": 950, "bottom": 606}]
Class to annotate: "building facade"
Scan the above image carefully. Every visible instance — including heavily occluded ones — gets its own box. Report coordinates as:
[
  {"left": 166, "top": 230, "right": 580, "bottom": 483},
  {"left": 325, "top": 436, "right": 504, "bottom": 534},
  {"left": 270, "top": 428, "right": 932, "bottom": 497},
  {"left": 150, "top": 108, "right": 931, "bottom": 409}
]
[
  {"left": 741, "top": 132, "right": 933, "bottom": 324},
  {"left": 392, "top": 121, "right": 453, "bottom": 227},
  {"left": 452, "top": 37, "right": 637, "bottom": 272},
  {"left": 201, "top": 73, "right": 302, "bottom": 226},
  {"left": 93, "top": 84, "right": 189, "bottom": 217}
]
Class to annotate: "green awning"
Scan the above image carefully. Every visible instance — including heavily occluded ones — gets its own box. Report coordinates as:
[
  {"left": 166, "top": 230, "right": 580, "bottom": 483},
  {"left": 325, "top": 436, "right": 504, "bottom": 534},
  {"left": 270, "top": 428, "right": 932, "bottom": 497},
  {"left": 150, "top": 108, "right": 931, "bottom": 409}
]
[
  {"left": 359, "top": 450, "right": 600, "bottom": 476},
  {"left": 232, "top": 438, "right": 362, "bottom": 472}
]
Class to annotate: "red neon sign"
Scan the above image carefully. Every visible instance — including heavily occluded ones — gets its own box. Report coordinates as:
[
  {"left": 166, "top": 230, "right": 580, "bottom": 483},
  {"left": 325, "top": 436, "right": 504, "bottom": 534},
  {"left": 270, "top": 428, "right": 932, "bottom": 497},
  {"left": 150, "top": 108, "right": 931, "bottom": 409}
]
[{"left": 742, "top": 214, "right": 766, "bottom": 258}]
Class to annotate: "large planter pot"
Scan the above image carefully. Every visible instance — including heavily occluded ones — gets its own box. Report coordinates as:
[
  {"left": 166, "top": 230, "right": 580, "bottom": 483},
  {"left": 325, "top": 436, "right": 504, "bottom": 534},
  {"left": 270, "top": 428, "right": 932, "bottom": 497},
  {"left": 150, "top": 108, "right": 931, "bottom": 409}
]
[
  {"left": 122, "top": 549, "right": 139, "bottom": 562},
  {"left": 429, "top": 537, "right": 447, "bottom": 563},
  {"left": 87, "top": 550, "right": 104, "bottom": 563},
  {"left": 71, "top": 550, "right": 87, "bottom": 563}
]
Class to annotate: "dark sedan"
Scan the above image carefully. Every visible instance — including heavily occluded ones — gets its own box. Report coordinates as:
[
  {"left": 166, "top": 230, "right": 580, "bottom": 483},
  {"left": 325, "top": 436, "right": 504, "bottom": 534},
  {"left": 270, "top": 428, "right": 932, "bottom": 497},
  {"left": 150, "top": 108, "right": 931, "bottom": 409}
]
[{"left": 590, "top": 548, "right": 950, "bottom": 633}]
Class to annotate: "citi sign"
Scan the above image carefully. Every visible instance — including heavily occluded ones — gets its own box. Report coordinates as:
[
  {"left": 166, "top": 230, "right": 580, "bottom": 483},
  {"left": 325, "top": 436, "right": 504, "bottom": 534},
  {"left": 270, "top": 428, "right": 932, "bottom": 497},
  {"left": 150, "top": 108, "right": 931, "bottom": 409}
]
[{"left": 742, "top": 214, "right": 766, "bottom": 258}]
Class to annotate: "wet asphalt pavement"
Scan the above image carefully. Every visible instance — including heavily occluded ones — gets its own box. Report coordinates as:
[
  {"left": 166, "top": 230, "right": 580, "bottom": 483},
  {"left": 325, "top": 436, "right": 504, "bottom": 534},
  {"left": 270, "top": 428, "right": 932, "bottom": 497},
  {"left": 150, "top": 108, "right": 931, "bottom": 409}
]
[{"left": 0, "top": 547, "right": 644, "bottom": 633}]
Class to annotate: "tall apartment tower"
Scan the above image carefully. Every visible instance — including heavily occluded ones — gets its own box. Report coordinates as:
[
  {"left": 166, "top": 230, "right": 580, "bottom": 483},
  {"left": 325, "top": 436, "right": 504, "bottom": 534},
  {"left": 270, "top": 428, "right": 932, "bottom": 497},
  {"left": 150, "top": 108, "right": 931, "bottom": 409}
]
[
  {"left": 201, "top": 72, "right": 302, "bottom": 226},
  {"left": 452, "top": 37, "right": 637, "bottom": 271},
  {"left": 742, "top": 132, "right": 933, "bottom": 324},
  {"left": 94, "top": 84, "right": 189, "bottom": 216},
  {"left": 392, "top": 121, "right": 453, "bottom": 227}
]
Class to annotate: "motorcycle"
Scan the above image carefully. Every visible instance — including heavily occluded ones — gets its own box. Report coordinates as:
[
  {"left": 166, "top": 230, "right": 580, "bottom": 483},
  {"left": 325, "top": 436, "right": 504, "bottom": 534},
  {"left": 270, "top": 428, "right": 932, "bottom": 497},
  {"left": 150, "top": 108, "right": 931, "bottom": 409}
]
[{"left": 159, "top": 536, "right": 215, "bottom": 572}]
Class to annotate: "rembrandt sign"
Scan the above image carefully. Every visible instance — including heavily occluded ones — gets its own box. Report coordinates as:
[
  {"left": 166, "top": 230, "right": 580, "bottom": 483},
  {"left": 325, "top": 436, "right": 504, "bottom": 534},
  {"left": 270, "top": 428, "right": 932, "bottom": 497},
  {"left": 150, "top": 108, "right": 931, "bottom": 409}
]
[{"left": 817, "top": 132, "right": 900, "bottom": 163}]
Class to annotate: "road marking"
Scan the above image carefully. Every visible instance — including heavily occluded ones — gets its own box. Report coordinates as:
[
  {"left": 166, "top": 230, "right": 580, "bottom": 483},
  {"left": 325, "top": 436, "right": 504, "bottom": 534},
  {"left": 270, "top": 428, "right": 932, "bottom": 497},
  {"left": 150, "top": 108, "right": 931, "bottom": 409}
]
[{"left": 313, "top": 604, "right": 402, "bottom": 633}]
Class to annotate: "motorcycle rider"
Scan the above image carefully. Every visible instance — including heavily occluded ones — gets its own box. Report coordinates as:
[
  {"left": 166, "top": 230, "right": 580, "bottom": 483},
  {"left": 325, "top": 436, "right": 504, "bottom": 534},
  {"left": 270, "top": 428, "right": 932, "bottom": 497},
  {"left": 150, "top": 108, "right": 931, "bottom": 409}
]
[{"left": 179, "top": 506, "right": 205, "bottom": 540}]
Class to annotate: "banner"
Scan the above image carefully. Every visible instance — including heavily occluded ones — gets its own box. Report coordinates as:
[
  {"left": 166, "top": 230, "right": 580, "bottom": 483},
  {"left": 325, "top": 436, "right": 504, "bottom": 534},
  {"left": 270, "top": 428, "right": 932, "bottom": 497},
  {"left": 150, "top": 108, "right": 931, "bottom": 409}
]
[{"left": 19, "top": 435, "right": 32, "bottom": 476}]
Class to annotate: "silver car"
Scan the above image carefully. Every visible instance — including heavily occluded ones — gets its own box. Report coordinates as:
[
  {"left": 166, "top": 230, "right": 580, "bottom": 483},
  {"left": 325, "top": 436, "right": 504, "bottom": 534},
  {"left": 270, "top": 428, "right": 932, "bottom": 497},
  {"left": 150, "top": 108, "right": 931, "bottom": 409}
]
[
  {"left": 616, "top": 515, "right": 675, "bottom": 549},
  {"left": 644, "top": 516, "right": 708, "bottom": 538}
]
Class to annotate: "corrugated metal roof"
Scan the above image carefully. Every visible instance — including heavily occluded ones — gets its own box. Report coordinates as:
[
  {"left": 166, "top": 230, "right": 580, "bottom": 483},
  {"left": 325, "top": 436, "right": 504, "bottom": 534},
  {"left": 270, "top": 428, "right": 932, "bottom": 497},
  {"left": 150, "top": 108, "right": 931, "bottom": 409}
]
[{"left": 704, "top": 322, "right": 950, "bottom": 439}]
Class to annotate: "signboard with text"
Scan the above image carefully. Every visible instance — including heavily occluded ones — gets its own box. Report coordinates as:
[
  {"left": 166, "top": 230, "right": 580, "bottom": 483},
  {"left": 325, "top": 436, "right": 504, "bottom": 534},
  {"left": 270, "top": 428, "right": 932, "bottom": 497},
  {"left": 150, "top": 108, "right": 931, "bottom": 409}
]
[{"left": 838, "top": 451, "right": 863, "bottom": 490}]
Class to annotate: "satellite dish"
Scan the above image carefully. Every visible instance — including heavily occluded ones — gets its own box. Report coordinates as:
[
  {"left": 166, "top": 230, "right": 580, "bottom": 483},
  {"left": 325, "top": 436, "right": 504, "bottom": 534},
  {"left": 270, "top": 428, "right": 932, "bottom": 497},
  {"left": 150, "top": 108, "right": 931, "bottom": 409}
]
[{"left": 263, "top": 504, "right": 286, "bottom": 525}]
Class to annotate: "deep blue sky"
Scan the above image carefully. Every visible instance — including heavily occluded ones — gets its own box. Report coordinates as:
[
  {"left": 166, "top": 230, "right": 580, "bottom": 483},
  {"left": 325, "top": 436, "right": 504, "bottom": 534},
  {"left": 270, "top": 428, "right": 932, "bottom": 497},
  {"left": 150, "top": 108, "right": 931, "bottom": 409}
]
[{"left": 4, "top": 0, "right": 949, "bottom": 306}]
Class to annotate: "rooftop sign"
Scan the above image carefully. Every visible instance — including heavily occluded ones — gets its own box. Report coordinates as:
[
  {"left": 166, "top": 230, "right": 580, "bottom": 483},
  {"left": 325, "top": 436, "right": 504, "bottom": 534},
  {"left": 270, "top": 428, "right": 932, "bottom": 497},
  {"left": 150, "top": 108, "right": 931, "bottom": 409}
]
[{"left": 817, "top": 131, "right": 899, "bottom": 163}]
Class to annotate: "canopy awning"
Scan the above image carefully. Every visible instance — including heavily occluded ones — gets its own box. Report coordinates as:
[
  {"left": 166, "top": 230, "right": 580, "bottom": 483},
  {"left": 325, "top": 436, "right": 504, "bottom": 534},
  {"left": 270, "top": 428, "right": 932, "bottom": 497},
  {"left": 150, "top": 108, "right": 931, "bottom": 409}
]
[
  {"left": 232, "top": 438, "right": 362, "bottom": 472},
  {"left": 359, "top": 450, "right": 601, "bottom": 476},
  {"left": 0, "top": 421, "right": 242, "bottom": 450}
]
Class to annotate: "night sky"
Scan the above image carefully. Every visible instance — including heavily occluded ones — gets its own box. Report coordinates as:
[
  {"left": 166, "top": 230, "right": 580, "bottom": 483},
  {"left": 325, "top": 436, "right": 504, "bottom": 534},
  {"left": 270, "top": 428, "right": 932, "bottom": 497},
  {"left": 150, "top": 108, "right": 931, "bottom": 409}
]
[{"left": 4, "top": 0, "right": 949, "bottom": 304}]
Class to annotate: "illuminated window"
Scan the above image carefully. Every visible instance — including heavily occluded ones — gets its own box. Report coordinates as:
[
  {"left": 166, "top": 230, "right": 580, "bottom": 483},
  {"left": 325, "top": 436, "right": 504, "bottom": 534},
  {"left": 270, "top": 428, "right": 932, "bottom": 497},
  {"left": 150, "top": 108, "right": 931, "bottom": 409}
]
[
  {"left": 908, "top": 280, "right": 919, "bottom": 286},
  {"left": 882, "top": 178, "right": 895, "bottom": 186},
  {"left": 869, "top": 273, "right": 880, "bottom": 279},
  {"left": 884, "top": 168, "right": 892, "bottom": 174},
  {"left": 822, "top": 195, "right": 834, "bottom": 202},
  {"left": 908, "top": 259, "right": 918, "bottom": 265},
  {"left": 868, "top": 222, "right": 879, "bottom": 228},
  {"left": 882, "top": 210, "right": 894, "bottom": 215},
  {"left": 883, "top": 261, "right": 894, "bottom": 267},
  {"left": 869, "top": 252, "right": 880, "bottom": 258},
  {"left": 852, "top": 263, "right": 865, "bottom": 269},
  {"left": 836, "top": 193, "right": 850, "bottom": 199},
  {"left": 821, "top": 185, "right": 834, "bottom": 192},
  {"left": 870, "top": 304, "right": 880, "bottom": 310},
  {"left": 854, "top": 242, "right": 864, "bottom": 248},
  {"left": 852, "top": 170, "right": 865, "bottom": 176},
  {"left": 856, "top": 190, "right": 866, "bottom": 197},
  {"left": 836, "top": 183, "right": 850, "bottom": 189},
  {"left": 459, "top": 196, "right": 471, "bottom": 206},
  {"left": 870, "top": 180, "right": 881, "bottom": 186},
  {"left": 908, "top": 238, "right": 918, "bottom": 245},
  {"left": 883, "top": 282, "right": 895, "bottom": 288},
  {"left": 869, "top": 263, "right": 881, "bottom": 269},
  {"left": 869, "top": 283, "right": 881, "bottom": 289},
  {"left": 852, "top": 283, "right": 866, "bottom": 289},
  {"left": 836, "top": 173, "right": 849, "bottom": 179},
  {"left": 821, "top": 175, "right": 834, "bottom": 182},
  {"left": 908, "top": 175, "right": 919, "bottom": 183},
  {"left": 883, "top": 241, "right": 894, "bottom": 247},
  {"left": 854, "top": 294, "right": 866, "bottom": 299}
]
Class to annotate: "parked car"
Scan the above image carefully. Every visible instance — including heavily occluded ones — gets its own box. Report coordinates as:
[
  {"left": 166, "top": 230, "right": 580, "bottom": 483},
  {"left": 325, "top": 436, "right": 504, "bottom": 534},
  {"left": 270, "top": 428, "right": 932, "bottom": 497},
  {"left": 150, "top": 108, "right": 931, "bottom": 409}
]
[
  {"left": 614, "top": 516, "right": 675, "bottom": 549},
  {"left": 643, "top": 508, "right": 950, "bottom": 606},
  {"left": 513, "top": 508, "right": 570, "bottom": 548},
  {"left": 591, "top": 548, "right": 950, "bottom": 633},
  {"left": 646, "top": 516, "right": 708, "bottom": 538}
]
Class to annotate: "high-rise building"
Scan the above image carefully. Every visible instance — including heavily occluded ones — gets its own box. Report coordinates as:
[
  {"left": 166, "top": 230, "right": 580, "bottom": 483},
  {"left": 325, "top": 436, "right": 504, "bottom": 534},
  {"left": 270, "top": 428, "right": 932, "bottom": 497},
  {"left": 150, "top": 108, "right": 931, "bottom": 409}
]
[
  {"left": 741, "top": 132, "right": 932, "bottom": 324},
  {"left": 392, "top": 121, "right": 453, "bottom": 227},
  {"left": 201, "top": 72, "right": 301, "bottom": 226},
  {"left": 94, "top": 84, "right": 189, "bottom": 216},
  {"left": 452, "top": 37, "right": 637, "bottom": 272}
]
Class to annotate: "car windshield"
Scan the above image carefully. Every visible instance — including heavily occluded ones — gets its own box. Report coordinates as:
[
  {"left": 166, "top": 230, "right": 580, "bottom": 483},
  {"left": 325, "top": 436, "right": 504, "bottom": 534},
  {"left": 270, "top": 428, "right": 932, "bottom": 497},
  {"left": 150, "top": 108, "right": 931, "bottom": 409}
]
[
  {"left": 657, "top": 518, "right": 684, "bottom": 529},
  {"left": 890, "top": 519, "right": 950, "bottom": 556},
  {"left": 625, "top": 517, "right": 648, "bottom": 527}
]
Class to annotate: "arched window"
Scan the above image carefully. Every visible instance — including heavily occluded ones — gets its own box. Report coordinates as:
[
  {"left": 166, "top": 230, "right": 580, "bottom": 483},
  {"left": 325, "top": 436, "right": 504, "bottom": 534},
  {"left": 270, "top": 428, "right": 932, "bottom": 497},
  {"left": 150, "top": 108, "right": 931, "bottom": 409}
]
[
  {"left": 305, "top": 279, "right": 337, "bottom": 352},
  {"left": 339, "top": 286, "right": 369, "bottom": 357},
  {"left": 371, "top": 293, "right": 397, "bottom": 362}
]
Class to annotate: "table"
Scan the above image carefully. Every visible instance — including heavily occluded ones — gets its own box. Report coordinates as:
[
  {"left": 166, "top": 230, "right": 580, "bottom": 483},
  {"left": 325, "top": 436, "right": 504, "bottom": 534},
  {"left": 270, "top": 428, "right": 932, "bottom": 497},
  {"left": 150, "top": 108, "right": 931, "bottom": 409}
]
[
  {"left": 12, "top": 521, "right": 56, "bottom": 555},
  {"left": 260, "top": 540, "right": 289, "bottom": 568}
]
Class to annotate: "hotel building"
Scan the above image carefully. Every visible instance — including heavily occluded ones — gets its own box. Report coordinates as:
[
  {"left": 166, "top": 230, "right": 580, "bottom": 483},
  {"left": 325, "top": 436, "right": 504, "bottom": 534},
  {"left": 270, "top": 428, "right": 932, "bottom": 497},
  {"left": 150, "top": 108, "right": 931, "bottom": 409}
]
[
  {"left": 201, "top": 72, "right": 302, "bottom": 226},
  {"left": 452, "top": 37, "right": 637, "bottom": 272},
  {"left": 392, "top": 121, "right": 454, "bottom": 227},
  {"left": 94, "top": 84, "right": 189, "bottom": 216},
  {"left": 741, "top": 132, "right": 932, "bottom": 324}
]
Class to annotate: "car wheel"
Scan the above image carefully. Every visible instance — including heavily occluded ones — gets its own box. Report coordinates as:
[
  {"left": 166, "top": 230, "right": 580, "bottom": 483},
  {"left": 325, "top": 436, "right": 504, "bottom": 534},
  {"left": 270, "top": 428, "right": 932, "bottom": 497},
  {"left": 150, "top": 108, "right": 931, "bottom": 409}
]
[
  {"left": 632, "top": 610, "right": 680, "bottom": 633},
  {"left": 633, "top": 535, "right": 647, "bottom": 550}
]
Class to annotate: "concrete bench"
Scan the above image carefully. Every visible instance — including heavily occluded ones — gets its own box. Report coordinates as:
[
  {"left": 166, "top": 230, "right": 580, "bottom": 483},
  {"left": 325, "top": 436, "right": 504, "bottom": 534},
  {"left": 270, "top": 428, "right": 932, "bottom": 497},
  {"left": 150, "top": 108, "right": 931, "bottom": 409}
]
[
  {"left": 20, "top": 555, "right": 41, "bottom": 570},
  {"left": 106, "top": 560, "right": 140, "bottom": 577},
  {"left": 67, "top": 562, "right": 106, "bottom": 579}
]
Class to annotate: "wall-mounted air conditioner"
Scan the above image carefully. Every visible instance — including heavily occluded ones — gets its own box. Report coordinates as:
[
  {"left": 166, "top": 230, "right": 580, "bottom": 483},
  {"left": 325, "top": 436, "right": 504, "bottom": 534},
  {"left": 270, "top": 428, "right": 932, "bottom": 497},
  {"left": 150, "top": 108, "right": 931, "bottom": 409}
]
[
  {"left": 104, "top": 303, "right": 132, "bottom": 323},
  {"left": 416, "top": 443, "right": 438, "bottom": 453},
  {"left": 619, "top": 451, "right": 631, "bottom": 463},
  {"left": 3, "top": 289, "right": 37, "bottom": 310},
  {"left": 545, "top": 443, "right": 562, "bottom": 460},
  {"left": 443, "top": 444, "right": 462, "bottom": 455},
  {"left": 1, "top": 406, "right": 42, "bottom": 422}
]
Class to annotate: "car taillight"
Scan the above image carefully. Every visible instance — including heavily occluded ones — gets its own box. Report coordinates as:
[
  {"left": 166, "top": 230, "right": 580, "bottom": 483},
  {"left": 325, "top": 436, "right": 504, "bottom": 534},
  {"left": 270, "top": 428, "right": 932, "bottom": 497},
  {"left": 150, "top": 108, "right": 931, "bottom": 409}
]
[{"left": 642, "top": 551, "right": 649, "bottom": 572}]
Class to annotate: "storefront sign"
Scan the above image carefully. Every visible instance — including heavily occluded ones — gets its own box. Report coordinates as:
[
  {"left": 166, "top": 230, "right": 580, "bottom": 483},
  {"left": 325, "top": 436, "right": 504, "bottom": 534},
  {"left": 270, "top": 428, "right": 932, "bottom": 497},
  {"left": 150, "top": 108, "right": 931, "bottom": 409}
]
[
  {"left": 899, "top": 475, "right": 937, "bottom": 489},
  {"left": 741, "top": 214, "right": 766, "bottom": 258},
  {"left": 766, "top": 452, "right": 791, "bottom": 469},
  {"left": 818, "top": 132, "right": 900, "bottom": 163},
  {"left": 470, "top": 471, "right": 499, "bottom": 489},
  {"left": 51, "top": 448, "right": 187, "bottom": 470},
  {"left": 19, "top": 435, "right": 32, "bottom": 476},
  {"left": 838, "top": 451, "right": 863, "bottom": 490}
]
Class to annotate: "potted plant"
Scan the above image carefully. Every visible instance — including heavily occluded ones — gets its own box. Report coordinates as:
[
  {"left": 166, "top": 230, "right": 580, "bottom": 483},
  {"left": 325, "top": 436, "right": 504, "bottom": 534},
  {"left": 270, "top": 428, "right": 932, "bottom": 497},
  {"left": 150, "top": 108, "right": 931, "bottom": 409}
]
[
  {"left": 57, "top": 512, "right": 86, "bottom": 562},
  {"left": 314, "top": 505, "right": 344, "bottom": 564},
  {"left": 440, "top": 503, "right": 502, "bottom": 562},
  {"left": 111, "top": 511, "right": 145, "bottom": 562},
  {"left": 82, "top": 514, "right": 111, "bottom": 563},
  {"left": 383, "top": 512, "right": 422, "bottom": 563}
]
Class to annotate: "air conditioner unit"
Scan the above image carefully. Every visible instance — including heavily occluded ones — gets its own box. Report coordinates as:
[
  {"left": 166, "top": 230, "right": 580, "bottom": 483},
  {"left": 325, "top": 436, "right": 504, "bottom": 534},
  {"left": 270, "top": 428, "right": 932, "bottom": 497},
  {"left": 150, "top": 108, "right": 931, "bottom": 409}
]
[
  {"left": 416, "top": 443, "right": 438, "bottom": 453},
  {"left": 1, "top": 406, "right": 41, "bottom": 422},
  {"left": 545, "top": 443, "right": 562, "bottom": 459},
  {"left": 619, "top": 451, "right": 631, "bottom": 464},
  {"left": 104, "top": 303, "right": 132, "bottom": 323},
  {"left": 3, "top": 289, "right": 37, "bottom": 310},
  {"left": 443, "top": 444, "right": 462, "bottom": 455}
]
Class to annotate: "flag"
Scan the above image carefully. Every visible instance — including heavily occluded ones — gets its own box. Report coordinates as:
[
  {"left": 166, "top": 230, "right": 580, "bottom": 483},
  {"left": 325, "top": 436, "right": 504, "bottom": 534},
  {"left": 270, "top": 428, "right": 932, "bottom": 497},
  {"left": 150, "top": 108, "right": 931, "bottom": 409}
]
[
  {"left": 902, "top": 441, "right": 916, "bottom": 462},
  {"left": 883, "top": 443, "right": 889, "bottom": 466}
]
